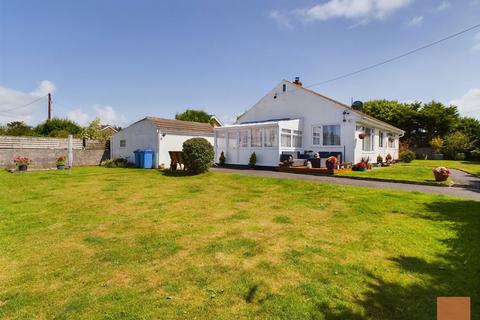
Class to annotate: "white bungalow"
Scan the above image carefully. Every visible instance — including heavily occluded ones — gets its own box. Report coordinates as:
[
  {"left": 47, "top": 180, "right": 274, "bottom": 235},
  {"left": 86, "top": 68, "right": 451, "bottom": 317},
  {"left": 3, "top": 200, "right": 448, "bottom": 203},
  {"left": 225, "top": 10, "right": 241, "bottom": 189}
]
[{"left": 214, "top": 78, "right": 404, "bottom": 167}]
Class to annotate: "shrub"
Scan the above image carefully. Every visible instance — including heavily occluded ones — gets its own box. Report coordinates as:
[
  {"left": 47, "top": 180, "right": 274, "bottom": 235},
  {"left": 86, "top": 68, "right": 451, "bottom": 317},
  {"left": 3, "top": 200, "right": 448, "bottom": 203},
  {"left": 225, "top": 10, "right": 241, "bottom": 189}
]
[
  {"left": 385, "top": 154, "right": 392, "bottom": 162},
  {"left": 399, "top": 150, "right": 415, "bottom": 163},
  {"left": 455, "top": 153, "right": 466, "bottom": 160},
  {"left": 470, "top": 148, "right": 480, "bottom": 160},
  {"left": 442, "top": 132, "right": 472, "bottom": 159},
  {"left": 249, "top": 152, "right": 257, "bottom": 167},
  {"left": 376, "top": 155, "right": 383, "bottom": 163},
  {"left": 219, "top": 151, "right": 226, "bottom": 166},
  {"left": 182, "top": 138, "right": 214, "bottom": 174},
  {"left": 430, "top": 136, "right": 444, "bottom": 153},
  {"left": 102, "top": 158, "right": 131, "bottom": 168}
]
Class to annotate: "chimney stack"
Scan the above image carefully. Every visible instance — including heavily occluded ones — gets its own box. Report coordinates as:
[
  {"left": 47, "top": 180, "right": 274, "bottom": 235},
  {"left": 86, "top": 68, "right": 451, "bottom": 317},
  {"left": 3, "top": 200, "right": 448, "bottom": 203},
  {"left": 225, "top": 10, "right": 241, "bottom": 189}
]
[{"left": 293, "top": 77, "right": 302, "bottom": 86}]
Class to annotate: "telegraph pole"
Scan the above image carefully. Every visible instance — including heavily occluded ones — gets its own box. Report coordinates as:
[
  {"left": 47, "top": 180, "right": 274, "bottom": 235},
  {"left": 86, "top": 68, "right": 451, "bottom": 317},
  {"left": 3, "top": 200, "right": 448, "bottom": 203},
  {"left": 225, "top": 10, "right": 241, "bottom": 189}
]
[{"left": 48, "top": 93, "right": 52, "bottom": 121}]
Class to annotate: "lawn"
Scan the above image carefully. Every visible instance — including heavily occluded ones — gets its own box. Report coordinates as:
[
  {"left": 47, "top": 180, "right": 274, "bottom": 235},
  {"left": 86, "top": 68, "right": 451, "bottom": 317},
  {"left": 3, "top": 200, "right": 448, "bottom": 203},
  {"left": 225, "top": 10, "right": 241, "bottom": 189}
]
[
  {"left": 0, "top": 167, "right": 479, "bottom": 319},
  {"left": 338, "top": 165, "right": 448, "bottom": 184},
  {"left": 402, "top": 160, "right": 480, "bottom": 177},
  {"left": 338, "top": 160, "right": 480, "bottom": 184}
]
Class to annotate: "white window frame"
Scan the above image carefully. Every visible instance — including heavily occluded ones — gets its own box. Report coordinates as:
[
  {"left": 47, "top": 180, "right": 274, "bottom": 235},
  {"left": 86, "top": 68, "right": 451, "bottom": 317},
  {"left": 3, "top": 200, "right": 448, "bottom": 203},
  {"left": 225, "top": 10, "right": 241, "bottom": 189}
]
[
  {"left": 281, "top": 129, "right": 292, "bottom": 148},
  {"left": 238, "top": 130, "right": 249, "bottom": 148},
  {"left": 250, "top": 128, "right": 263, "bottom": 148},
  {"left": 379, "top": 131, "right": 384, "bottom": 148},
  {"left": 362, "top": 127, "right": 374, "bottom": 152},
  {"left": 263, "top": 126, "right": 277, "bottom": 148},
  {"left": 292, "top": 130, "right": 302, "bottom": 148},
  {"left": 312, "top": 125, "right": 322, "bottom": 146},
  {"left": 322, "top": 124, "right": 341, "bottom": 146}
]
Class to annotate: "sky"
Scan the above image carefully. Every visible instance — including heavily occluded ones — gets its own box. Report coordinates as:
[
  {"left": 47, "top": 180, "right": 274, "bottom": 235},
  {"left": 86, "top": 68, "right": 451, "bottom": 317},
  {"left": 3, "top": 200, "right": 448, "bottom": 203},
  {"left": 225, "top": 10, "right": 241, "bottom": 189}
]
[{"left": 0, "top": 0, "right": 479, "bottom": 127}]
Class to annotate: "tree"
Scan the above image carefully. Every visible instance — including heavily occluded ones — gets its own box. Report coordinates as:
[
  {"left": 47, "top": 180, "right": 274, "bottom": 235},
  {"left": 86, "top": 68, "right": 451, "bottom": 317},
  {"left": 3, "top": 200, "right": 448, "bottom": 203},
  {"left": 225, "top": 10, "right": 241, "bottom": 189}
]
[
  {"left": 442, "top": 132, "right": 473, "bottom": 159},
  {"left": 33, "top": 118, "right": 82, "bottom": 137},
  {"left": 175, "top": 109, "right": 212, "bottom": 124},
  {"left": 81, "top": 117, "right": 110, "bottom": 141},
  {"left": 455, "top": 117, "right": 480, "bottom": 149},
  {"left": 4, "top": 121, "right": 33, "bottom": 136},
  {"left": 362, "top": 100, "right": 462, "bottom": 148}
]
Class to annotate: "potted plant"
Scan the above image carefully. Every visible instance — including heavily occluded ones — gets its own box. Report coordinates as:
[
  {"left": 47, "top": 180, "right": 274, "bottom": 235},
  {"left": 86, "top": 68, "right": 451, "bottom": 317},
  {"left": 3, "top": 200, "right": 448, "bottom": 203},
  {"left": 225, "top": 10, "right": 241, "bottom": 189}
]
[
  {"left": 352, "top": 161, "right": 367, "bottom": 171},
  {"left": 376, "top": 155, "right": 383, "bottom": 164},
  {"left": 358, "top": 132, "right": 366, "bottom": 139},
  {"left": 433, "top": 167, "right": 450, "bottom": 182},
  {"left": 249, "top": 152, "right": 257, "bottom": 168},
  {"left": 219, "top": 151, "right": 226, "bottom": 166},
  {"left": 14, "top": 156, "right": 32, "bottom": 172},
  {"left": 56, "top": 156, "right": 66, "bottom": 170},
  {"left": 385, "top": 153, "right": 392, "bottom": 164},
  {"left": 326, "top": 156, "right": 337, "bottom": 170}
]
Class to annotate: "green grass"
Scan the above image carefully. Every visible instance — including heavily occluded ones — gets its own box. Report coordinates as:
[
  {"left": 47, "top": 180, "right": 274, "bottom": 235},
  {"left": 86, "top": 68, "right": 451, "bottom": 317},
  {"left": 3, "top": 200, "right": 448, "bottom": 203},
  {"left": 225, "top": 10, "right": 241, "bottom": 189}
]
[
  {"left": 401, "top": 160, "right": 480, "bottom": 177},
  {"left": 0, "top": 167, "right": 479, "bottom": 319},
  {"left": 338, "top": 165, "right": 448, "bottom": 184},
  {"left": 339, "top": 160, "right": 480, "bottom": 184}
]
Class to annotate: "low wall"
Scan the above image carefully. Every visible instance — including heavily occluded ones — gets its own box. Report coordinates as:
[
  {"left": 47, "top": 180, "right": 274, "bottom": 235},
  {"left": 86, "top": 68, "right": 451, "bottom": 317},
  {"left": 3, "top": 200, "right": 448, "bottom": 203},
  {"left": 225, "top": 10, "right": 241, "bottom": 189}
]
[{"left": 0, "top": 136, "right": 110, "bottom": 169}]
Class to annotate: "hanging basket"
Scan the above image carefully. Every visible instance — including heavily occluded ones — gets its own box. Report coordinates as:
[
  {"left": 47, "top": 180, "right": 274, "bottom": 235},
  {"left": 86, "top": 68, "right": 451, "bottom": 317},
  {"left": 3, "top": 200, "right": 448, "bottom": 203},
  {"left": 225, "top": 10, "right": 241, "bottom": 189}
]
[{"left": 358, "top": 133, "right": 366, "bottom": 139}]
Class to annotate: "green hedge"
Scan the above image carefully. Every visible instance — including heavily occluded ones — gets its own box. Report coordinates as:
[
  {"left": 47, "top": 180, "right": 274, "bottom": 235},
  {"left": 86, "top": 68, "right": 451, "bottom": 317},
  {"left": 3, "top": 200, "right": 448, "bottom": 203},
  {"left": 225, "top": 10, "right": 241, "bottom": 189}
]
[{"left": 182, "top": 138, "right": 214, "bottom": 174}]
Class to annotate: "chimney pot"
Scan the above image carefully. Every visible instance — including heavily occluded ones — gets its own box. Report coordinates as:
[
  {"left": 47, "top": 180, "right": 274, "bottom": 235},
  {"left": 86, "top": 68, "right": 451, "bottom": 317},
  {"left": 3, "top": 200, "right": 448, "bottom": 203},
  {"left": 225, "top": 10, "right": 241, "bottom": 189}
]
[{"left": 293, "top": 77, "right": 302, "bottom": 86}]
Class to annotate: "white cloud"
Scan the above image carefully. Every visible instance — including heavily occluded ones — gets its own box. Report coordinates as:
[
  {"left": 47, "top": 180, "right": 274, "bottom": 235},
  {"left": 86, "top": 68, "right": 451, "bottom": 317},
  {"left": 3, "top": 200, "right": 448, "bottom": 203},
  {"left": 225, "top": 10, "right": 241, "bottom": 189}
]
[
  {"left": 269, "top": 10, "right": 293, "bottom": 29},
  {"left": 435, "top": 1, "right": 451, "bottom": 11},
  {"left": 472, "top": 32, "right": 480, "bottom": 52},
  {"left": 407, "top": 15, "right": 424, "bottom": 27},
  {"left": 298, "top": 0, "right": 414, "bottom": 23},
  {"left": 66, "top": 109, "right": 90, "bottom": 126},
  {"left": 450, "top": 88, "right": 480, "bottom": 120},
  {"left": 0, "top": 80, "right": 56, "bottom": 124},
  {"left": 67, "top": 105, "right": 128, "bottom": 127}
]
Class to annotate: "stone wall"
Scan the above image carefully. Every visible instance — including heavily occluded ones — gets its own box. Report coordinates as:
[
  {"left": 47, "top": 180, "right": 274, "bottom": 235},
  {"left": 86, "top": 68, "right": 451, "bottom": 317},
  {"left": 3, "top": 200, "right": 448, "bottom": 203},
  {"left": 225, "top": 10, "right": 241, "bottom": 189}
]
[{"left": 0, "top": 136, "right": 110, "bottom": 169}]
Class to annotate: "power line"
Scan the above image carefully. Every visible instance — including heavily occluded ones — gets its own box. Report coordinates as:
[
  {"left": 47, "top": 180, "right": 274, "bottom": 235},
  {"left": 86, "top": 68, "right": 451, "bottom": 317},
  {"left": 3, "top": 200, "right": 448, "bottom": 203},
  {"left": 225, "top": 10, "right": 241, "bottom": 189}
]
[
  {"left": 302, "top": 22, "right": 480, "bottom": 89},
  {"left": 0, "top": 95, "right": 47, "bottom": 113}
]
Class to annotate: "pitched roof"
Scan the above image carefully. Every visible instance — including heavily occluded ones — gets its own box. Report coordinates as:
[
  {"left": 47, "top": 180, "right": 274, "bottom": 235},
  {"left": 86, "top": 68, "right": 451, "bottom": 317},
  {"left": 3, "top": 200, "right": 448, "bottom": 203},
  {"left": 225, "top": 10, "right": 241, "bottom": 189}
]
[
  {"left": 283, "top": 80, "right": 404, "bottom": 133},
  {"left": 145, "top": 116, "right": 214, "bottom": 135}
]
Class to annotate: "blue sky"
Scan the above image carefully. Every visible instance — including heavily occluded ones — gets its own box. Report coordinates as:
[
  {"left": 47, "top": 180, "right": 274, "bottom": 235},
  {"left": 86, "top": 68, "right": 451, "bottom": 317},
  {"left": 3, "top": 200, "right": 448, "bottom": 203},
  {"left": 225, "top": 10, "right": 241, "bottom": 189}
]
[{"left": 1, "top": 0, "right": 479, "bottom": 126}]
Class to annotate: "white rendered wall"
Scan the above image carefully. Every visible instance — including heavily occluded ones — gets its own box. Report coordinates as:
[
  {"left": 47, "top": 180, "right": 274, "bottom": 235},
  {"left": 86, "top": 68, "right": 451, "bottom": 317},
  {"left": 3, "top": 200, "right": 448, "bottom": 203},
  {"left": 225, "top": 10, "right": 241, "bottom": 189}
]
[
  {"left": 111, "top": 119, "right": 159, "bottom": 166},
  {"left": 159, "top": 133, "right": 214, "bottom": 168}
]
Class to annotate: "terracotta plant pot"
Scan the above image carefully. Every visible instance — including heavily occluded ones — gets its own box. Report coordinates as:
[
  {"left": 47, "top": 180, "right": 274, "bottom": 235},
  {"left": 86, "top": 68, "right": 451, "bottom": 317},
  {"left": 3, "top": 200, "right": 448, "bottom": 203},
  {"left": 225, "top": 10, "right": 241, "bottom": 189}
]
[
  {"left": 434, "top": 172, "right": 449, "bottom": 182},
  {"left": 57, "top": 164, "right": 65, "bottom": 170}
]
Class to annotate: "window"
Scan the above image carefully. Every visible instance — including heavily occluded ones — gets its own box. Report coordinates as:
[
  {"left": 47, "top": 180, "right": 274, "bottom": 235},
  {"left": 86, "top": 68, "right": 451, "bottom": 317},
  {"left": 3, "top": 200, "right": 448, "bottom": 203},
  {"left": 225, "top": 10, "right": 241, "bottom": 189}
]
[
  {"left": 239, "top": 130, "right": 249, "bottom": 148},
  {"left": 216, "top": 131, "right": 226, "bottom": 150},
  {"left": 379, "top": 131, "right": 384, "bottom": 148},
  {"left": 362, "top": 128, "right": 374, "bottom": 151},
  {"left": 323, "top": 125, "right": 341, "bottom": 146},
  {"left": 312, "top": 126, "right": 321, "bottom": 145},
  {"left": 281, "top": 129, "right": 292, "bottom": 147},
  {"left": 292, "top": 130, "right": 302, "bottom": 148},
  {"left": 120, "top": 139, "right": 126, "bottom": 147},
  {"left": 264, "top": 127, "right": 277, "bottom": 147},
  {"left": 251, "top": 128, "right": 263, "bottom": 147},
  {"left": 388, "top": 133, "right": 396, "bottom": 148},
  {"left": 227, "top": 132, "right": 237, "bottom": 149}
]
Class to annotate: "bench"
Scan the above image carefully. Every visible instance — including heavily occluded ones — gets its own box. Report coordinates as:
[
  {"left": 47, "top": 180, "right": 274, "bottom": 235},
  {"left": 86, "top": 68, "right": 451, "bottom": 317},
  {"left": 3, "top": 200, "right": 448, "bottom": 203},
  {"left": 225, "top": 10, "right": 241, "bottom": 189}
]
[{"left": 168, "top": 151, "right": 185, "bottom": 171}]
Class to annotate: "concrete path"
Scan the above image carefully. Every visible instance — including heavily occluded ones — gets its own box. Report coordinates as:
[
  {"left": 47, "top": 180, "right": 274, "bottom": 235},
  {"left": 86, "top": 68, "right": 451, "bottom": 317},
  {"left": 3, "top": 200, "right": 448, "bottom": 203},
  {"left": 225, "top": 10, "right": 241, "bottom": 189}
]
[
  {"left": 447, "top": 169, "right": 480, "bottom": 190},
  {"left": 212, "top": 167, "right": 480, "bottom": 201}
]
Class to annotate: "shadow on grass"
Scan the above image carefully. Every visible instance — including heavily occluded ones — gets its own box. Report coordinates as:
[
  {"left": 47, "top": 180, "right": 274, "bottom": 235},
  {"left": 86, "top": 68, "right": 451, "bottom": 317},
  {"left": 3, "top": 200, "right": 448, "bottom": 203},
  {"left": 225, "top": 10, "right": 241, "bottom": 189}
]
[
  {"left": 317, "top": 199, "right": 480, "bottom": 319},
  {"left": 159, "top": 169, "right": 193, "bottom": 177}
]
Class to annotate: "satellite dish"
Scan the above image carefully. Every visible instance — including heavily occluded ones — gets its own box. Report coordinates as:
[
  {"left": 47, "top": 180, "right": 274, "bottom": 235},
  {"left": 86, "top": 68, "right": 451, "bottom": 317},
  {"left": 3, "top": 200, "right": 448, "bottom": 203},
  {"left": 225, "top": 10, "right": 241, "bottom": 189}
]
[{"left": 351, "top": 101, "right": 363, "bottom": 111}]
